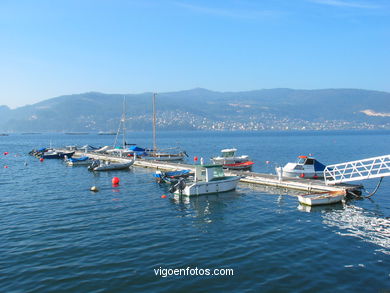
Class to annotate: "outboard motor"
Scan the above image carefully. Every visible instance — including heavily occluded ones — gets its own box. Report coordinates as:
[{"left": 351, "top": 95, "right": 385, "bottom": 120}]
[
  {"left": 169, "top": 178, "right": 186, "bottom": 194},
  {"left": 88, "top": 159, "right": 100, "bottom": 171}
]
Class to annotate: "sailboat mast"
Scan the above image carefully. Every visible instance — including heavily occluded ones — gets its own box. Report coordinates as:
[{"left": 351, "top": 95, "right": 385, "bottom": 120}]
[
  {"left": 152, "top": 93, "right": 157, "bottom": 152},
  {"left": 113, "top": 96, "right": 126, "bottom": 149},
  {"left": 122, "top": 97, "right": 126, "bottom": 149}
]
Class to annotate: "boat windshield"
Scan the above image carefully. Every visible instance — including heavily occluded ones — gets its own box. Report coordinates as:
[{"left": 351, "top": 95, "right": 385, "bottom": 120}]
[
  {"left": 298, "top": 158, "right": 314, "bottom": 165},
  {"left": 222, "top": 151, "right": 235, "bottom": 158},
  {"left": 213, "top": 167, "right": 225, "bottom": 178}
]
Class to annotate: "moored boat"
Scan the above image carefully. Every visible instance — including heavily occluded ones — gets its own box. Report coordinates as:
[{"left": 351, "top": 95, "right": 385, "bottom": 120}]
[
  {"left": 146, "top": 150, "right": 188, "bottom": 161},
  {"left": 297, "top": 190, "right": 346, "bottom": 206},
  {"left": 276, "top": 155, "right": 326, "bottom": 179},
  {"left": 88, "top": 159, "right": 135, "bottom": 171},
  {"left": 65, "top": 156, "right": 92, "bottom": 166},
  {"left": 169, "top": 164, "right": 240, "bottom": 196},
  {"left": 37, "top": 149, "right": 75, "bottom": 159},
  {"left": 211, "top": 148, "right": 254, "bottom": 170},
  {"left": 154, "top": 169, "right": 192, "bottom": 183}
]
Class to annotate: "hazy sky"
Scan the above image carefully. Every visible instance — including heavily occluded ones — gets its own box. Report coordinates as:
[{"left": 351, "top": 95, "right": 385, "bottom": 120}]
[{"left": 0, "top": 0, "right": 389, "bottom": 108}]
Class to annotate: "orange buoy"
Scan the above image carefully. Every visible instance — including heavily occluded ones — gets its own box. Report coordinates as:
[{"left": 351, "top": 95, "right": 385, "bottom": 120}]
[
  {"left": 39, "top": 158, "right": 44, "bottom": 162},
  {"left": 112, "top": 177, "right": 120, "bottom": 184},
  {"left": 161, "top": 194, "right": 167, "bottom": 199}
]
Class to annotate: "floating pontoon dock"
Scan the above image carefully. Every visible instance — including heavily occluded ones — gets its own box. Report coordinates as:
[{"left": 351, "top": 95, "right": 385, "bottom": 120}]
[{"left": 75, "top": 150, "right": 362, "bottom": 195}]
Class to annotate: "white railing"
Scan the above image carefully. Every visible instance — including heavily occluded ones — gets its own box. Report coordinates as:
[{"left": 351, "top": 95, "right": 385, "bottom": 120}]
[{"left": 324, "top": 154, "right": 390, "bottom": 185}]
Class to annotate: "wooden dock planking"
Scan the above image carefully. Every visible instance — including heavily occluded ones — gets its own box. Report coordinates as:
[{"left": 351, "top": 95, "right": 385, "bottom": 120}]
[{"left": 75, "top": 151, "right": 362, "bottom": 194}]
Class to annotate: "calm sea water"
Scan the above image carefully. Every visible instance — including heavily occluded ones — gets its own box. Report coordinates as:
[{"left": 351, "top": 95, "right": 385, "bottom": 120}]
[{"left": 0, "top": 131, "right": 389, "bottom": 292}]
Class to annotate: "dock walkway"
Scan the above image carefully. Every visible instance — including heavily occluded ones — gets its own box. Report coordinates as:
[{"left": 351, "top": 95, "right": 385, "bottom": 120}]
[{"left": 76, "top": 151, "right": 362, "bottom": 194}]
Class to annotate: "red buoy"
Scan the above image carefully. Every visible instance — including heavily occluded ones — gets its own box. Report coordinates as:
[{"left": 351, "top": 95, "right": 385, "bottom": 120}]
[
  {"left": 266, "top": 161, "right": 270, "bottom": 164},
  {"left": 4, "top": 165, "right": 8, "bottom": 168},
  {"left": 4, "top": 152, "right": 8, "bottom": 155},
  {"left": 39, "top": 158, "right": 44, "bottom": 162},
  {"left": 161, "top": 194, "right": 167, "bottom": 199},
  {"left": 300, "top": 173, "right": 305, "bottom": 178},
  {"left": 194, "top": 156, "right": 198, "bottom": 162},
  {"left": 112, "top": 177, "right": 120, "bottom": 184}
]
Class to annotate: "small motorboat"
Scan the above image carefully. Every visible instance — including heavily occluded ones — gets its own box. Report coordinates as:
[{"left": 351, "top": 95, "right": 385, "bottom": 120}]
[
  {"left": 154, "top": 169, "right": 193, "bottom": 183},
  {"left": 88, "top": 159, "right": 134, "bottom": 171},
  {"left": 169, "top": 164, "right": 240, "bottom": 196},
  {"left": 211, "top": 148, "right": 254, "bottom": 170},
  {"left": 297, "top": 190, "right": 346, "bottom": 206},
  {"left": 276, "top": 155, "right": 326, "bottom": 179},
  {"left": 65, "top": 156, "right": 92, "bottom": 166}
]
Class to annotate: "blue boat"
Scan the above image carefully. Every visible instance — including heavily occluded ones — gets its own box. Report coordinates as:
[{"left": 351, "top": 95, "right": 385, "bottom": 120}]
[
  {"left": 65, "top": 156, "right": 92, "bottom": 166},
  {"left": 154, "top": 169, "right": 192, "bottom": 183},
  {"left": 41, "top": 150, "right": 75, "bottom": 159}
]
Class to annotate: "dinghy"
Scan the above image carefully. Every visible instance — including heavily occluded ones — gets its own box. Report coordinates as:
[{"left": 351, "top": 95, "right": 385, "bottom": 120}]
[
  {"left": 154, "top": 169, "right": 192, "bottom": 183},
  {"left": 88, "top": 159, "right": 135, "bottom": 171},
  {"left": 297, "top": 190, "right": 346, "bottom": 206},
  {"left": 65, "top": 156, "right": 92, "bottom": 166}
]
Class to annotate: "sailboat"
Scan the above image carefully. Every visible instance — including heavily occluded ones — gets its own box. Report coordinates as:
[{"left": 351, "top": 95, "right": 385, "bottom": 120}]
[
  {"left": 104, "top": 97, "right": 138, "bottom": 157},
  {"left": 145, "top": 93, "right": 187, "bottom": 161},
  {"left": 88, "top": 97, "right": 136, "bottom": 171}
]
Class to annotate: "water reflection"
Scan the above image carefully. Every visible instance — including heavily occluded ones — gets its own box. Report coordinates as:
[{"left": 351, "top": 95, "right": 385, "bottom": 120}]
[
  {"left": 322, "top": 204, "right": 390, "bottom": 254},
  {"left": 169, "top": 191, "right": 241, "bottom": 224}
]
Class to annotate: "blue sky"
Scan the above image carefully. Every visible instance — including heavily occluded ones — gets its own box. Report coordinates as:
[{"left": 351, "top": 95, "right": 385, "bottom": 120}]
[{"left": 0, "top": 0, "right": 389, "bottom": 108}]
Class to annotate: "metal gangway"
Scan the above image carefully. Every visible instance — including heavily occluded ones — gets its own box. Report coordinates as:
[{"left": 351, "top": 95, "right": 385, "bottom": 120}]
[{"left": 324, "top": 154, "right": 390, "bottom": 185}]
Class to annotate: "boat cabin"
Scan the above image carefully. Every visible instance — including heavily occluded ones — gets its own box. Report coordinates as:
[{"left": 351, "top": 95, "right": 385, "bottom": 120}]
[
  {"left": 293, "top": 155, "right": 326, "bottom": 173},
  {"left": 195, "top": 164, "right": 226, "bottom": 182},
  {"left": 221, "top": 148, "right": 237, "bottom": 158},
  {"left": 297, "top": 156, "right": 315, "bottom": 166}
]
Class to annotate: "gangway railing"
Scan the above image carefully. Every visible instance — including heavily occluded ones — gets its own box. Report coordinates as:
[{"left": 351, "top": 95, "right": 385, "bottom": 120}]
[{"left": 324, "top": 154, "right": 390, "bottom": 185}]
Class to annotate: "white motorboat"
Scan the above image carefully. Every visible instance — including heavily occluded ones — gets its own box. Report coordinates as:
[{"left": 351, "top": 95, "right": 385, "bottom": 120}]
[
  {"left": 297, "top": 190, "right": 346, "bottom": 206},
  {"left": 169, "top": 164, "right": 240, "bottom": 196},
  {"left": 276, "top": 155, "right": 326, "bottom": 179},
  {"left": 211, "top": 148, "right": 254, "bottom": 170},
  {"left": 88, "top": 159, "right": 134, "bottom": 171}
]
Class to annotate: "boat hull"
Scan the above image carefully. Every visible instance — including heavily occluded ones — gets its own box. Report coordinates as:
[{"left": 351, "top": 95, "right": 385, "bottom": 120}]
[
  {"left": 175, "top": 176, "right": 240, "bottom": 196},
  {"left": 298, "top": 190, "right": 346, "bottom": 206},
  {"left": 146, "top": 154, "right": 185, "bottom": 161},
  {"left": 276, "top": 168, "right": 323, "bottom": 179},
  {"left": 222, "top": 161, "right": 254, "bottom": 170},
  {"left": 66, "top": 160, "right": 92, "bottom": 166},
  {"left": 90, "top": 160, "right": 134, "bottom": 171}
]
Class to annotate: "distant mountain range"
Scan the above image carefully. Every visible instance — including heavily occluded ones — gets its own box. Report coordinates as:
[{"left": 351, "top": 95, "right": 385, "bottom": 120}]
[{"left": 1, "top": 88, "right": 389, "bottom": 132}]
